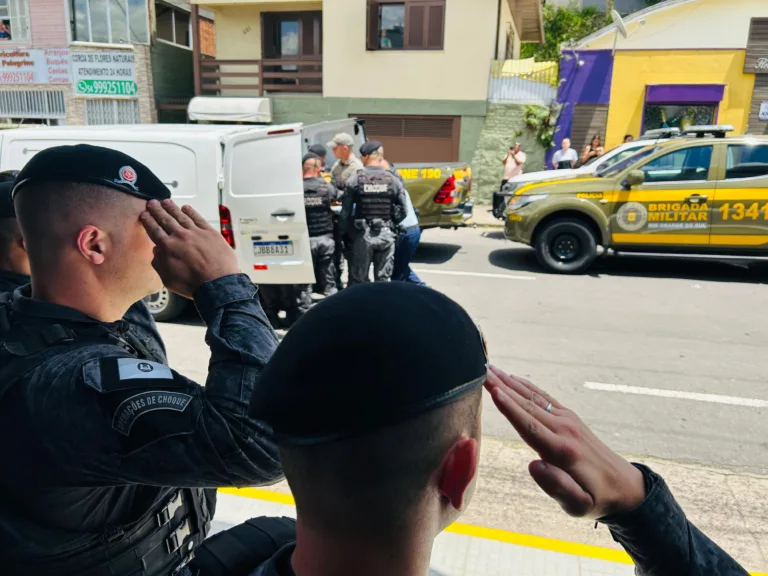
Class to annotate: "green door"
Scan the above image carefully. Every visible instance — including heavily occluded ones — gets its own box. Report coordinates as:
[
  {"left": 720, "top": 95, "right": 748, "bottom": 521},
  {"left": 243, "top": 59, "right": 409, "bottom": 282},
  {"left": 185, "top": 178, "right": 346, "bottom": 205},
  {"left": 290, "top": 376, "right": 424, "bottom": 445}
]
[
  {"left": 710, "top": 143, "right": 768, "bottom": 249},
  {"left": 610, "top": 144, "right": 715, "bottom": 247}
]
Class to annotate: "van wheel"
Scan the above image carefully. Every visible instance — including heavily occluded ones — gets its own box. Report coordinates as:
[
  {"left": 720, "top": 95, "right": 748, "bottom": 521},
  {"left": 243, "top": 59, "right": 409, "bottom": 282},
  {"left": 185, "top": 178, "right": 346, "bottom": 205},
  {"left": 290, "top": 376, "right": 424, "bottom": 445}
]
[
  {"left": 535, "top": 218, "right": 597, "bottom": 274},
  {"left": 144, "top": 288, "right": 188, "bottom": 322}
]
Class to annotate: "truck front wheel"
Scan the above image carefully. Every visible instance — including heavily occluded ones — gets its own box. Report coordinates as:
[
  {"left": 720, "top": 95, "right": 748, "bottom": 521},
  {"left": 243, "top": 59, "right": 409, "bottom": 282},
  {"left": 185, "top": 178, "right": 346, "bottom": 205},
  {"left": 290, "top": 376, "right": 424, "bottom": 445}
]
[
  {"left": 144, "top": 287, "right": 188, "bottom": 322},
  {"left": 534, "top": 218, "right": 597, "bottom": 274}
]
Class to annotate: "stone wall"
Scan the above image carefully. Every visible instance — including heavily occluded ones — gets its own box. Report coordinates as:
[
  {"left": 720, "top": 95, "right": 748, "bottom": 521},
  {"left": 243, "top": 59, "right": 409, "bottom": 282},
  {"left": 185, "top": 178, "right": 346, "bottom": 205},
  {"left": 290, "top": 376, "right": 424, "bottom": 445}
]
[{"left": 469, "top": 103, "right": 547, "bottom": 204}]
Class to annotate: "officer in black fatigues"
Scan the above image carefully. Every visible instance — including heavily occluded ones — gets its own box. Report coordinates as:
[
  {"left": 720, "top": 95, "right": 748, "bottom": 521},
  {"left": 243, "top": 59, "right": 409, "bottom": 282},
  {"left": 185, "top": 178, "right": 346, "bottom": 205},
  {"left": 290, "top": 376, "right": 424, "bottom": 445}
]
[
  {"left": 302, "top": 153, "right": 338, "bottom": 298},
  {"left": 197, "top": 283, "right": 752, "bottom": 576},
  {"left": 341, "top": 142, "right": 407, "bottom": 284},
  {"left": 0, "top": 145, "right": 282, "bottom": 576}
]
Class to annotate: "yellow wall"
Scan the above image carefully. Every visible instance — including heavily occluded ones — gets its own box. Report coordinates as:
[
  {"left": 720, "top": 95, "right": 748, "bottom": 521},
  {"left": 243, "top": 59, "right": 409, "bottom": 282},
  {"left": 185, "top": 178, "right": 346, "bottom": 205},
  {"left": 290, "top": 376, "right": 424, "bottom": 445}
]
[
  {"left": 605, "top": 50, "right": 755, "bottom": 150},
  {"left": 203, "top": 2, "right": 321, "bottom": 95},
  {"left": 322, "top": 0, "right": 498, "bottom": 101},
  {"left": 208, "top": 2, "right": 321, "bottom": 60},
  {"left": 580, "top": 0, "right": 768, "bottom": 51}
]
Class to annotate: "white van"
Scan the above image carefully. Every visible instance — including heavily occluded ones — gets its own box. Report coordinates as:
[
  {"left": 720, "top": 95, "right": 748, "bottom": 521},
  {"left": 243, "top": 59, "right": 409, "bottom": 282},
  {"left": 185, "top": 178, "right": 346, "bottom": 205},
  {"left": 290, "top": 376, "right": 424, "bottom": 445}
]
[{"left": 0, "top": 119, "right": 365, "bottom": 320}]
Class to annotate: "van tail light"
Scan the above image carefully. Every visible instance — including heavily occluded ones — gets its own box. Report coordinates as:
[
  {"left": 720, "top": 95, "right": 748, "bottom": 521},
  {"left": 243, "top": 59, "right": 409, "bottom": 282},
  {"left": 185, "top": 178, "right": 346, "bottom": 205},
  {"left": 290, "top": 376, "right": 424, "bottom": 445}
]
[
  {"left": 219, "top": 205, "right": 235, "bottom": 248},
  {"left": 433, "top": 175, "right": 457, "bottom": 204}
]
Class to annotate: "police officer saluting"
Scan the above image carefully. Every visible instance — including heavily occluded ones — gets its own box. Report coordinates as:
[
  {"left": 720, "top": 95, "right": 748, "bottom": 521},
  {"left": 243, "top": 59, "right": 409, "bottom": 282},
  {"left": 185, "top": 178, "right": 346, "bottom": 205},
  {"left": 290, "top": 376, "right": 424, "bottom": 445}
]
[
  {"left": 0, "top": 145, "right": 282, "bottom": 576},
  {"left": 302, "top": 153, "right": 338, "bottom": 298},
  {"left": 341, "top": 141, "right": 407, "bottom": 284},
  {"left": 0, "top": 176, "right": 29, "bottom": 292}
]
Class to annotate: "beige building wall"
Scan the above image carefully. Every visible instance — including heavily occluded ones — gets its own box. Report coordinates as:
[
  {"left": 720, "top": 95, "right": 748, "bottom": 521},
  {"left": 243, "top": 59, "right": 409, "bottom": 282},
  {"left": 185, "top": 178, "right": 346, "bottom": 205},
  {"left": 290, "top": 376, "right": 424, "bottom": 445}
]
[
  {"left": 496, "top": 0, "right": 521, "bottom": 59},
  {"left": 579, "top": 0, "right": 768, "bottom": 51},
  {"left": 323, "top": 0, "right": 498, "bottom": 101}
]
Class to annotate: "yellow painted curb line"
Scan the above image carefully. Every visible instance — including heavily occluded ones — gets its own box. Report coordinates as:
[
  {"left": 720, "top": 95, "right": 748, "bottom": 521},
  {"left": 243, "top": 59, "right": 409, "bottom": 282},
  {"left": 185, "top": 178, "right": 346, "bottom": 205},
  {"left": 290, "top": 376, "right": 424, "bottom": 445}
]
[{"left": 219, "top": 487, "right": 768, "bottom": 575}]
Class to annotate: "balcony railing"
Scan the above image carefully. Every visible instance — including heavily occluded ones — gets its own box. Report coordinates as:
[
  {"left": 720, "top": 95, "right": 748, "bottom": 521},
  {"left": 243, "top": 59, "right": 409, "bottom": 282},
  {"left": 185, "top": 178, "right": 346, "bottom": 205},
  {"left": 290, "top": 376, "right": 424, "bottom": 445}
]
[{"left": 196, "top": 58, "right": 322, "bottom": 96}]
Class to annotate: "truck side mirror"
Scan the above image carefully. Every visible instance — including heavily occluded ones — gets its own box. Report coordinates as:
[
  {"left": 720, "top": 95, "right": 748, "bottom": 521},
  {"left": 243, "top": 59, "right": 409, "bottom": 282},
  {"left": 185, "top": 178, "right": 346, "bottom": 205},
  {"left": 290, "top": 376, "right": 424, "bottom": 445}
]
[{"left": 623, "top": 170, "right": 645, "bottom": 190}]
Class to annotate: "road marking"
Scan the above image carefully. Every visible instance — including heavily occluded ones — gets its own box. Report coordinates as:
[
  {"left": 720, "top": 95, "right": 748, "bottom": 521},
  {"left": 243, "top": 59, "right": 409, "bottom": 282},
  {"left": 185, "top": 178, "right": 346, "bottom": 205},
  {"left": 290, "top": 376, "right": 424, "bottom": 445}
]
[
  {"left": 412, "top": 269, "right": 536, "bottom": 281},
  {"left": 584, "top": 382, "right": 768, "bottom": 408},
  {"left": 219, "top": 487, "right": 767, "bottom": 574}
]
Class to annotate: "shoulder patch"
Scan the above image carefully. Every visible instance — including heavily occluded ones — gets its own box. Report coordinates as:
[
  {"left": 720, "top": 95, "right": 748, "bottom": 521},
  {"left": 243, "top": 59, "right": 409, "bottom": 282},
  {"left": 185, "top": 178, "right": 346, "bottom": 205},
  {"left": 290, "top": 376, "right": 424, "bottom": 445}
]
[
  {"left": 83, "top": 358, "right": 175, "bottom": 393},
  {"left": 112, "top": 390, "right": 193, "bottom": 436}
]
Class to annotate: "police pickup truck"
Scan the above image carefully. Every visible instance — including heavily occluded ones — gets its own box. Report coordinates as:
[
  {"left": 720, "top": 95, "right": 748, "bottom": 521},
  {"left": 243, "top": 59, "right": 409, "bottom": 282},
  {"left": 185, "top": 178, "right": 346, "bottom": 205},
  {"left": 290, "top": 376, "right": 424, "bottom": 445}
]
[{"left": 503, "top": 126, "right": 768, "bottom": 273}]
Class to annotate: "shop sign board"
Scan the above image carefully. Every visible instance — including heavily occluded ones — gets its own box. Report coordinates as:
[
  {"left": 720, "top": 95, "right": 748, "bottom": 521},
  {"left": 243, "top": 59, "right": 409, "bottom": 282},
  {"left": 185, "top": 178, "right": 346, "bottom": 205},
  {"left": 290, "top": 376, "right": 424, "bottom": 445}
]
[
  {"left": 71, "top": 51, "right": 137, "bottom": 98},
  {"left": 0, "top": 49, "right": 70, "bottom": 84}
]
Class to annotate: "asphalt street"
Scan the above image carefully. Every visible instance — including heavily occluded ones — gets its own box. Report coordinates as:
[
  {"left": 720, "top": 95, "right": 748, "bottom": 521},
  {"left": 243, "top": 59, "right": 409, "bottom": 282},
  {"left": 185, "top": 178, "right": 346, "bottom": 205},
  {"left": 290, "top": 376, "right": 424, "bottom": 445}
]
[{"left": 158, "top": 226, "right": 768, "bottom": 571}]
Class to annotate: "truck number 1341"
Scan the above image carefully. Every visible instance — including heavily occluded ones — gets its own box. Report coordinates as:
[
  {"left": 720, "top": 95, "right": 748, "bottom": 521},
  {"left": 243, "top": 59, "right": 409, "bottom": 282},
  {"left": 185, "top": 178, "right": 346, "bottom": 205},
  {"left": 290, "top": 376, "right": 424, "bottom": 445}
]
[{"left": 718, "top": 202, "right": 768, "bottom": 221}]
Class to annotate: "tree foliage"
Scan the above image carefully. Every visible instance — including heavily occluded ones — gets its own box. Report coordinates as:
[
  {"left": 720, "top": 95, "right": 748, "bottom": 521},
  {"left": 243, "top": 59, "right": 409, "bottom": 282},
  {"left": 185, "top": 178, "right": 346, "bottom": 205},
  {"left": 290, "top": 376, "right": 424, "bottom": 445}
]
[{"left": 520, "top": 5, "right": 612, "bottom": 62}]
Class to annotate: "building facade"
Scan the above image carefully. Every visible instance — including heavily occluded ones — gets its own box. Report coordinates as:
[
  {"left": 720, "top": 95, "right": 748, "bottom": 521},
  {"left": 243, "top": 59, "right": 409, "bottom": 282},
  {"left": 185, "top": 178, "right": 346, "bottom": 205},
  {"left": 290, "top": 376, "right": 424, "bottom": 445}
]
[
  {"left": 189, "top": 0, "right": 544, "bottom": 162},
  {"left": 554, "top": 0, "right": 768, "bottom": 155},
  {"left": 0, "top": 0, "right": 157, "bottom": 125}
]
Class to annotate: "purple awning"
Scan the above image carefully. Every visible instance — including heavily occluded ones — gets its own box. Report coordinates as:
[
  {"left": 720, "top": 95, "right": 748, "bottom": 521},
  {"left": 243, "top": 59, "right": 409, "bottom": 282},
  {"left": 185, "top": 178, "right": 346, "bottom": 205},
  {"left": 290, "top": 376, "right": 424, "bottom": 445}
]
[{"left": 645, "top": 84, "right": 725, "bottom": 104}]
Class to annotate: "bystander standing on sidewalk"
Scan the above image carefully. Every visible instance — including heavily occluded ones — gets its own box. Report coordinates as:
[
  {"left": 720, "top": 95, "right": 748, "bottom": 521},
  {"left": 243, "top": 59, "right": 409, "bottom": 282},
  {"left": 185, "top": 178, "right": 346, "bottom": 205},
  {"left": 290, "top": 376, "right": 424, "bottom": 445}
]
[{"left": 501, "top": 142, "right": 526, "bottom": 189}]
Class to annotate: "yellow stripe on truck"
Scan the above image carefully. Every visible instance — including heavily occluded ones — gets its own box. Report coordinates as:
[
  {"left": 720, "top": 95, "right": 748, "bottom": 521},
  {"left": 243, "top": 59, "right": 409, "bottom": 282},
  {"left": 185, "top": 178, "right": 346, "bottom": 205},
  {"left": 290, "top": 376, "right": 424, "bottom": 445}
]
[{"left": 613, "top": 234, "right": 768, "bottom": 247}]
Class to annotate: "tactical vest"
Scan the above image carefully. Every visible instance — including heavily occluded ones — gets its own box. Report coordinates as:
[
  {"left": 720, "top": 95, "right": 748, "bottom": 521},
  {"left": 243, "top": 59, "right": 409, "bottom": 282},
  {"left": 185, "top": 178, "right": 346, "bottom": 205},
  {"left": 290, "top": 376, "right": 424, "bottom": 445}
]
[
  {"left": 303, "top": 178, "right": 334, "bottom": 237},
  {"left": 356, "top": 170, "right": 395, "bottom": 222},
  {"left": 0, "top": 293, "right": 214, "bottom": 576}
]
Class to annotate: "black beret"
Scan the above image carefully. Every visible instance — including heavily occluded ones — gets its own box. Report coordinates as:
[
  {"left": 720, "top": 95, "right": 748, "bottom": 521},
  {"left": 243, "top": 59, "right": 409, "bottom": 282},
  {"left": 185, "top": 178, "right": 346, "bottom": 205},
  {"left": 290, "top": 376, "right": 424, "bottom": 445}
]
[
  {"left": 13, "top": 144, "right": 171, "bottom": 202},
  {"left": 308, "top": 144, "right": 327, "bottom": 157},
  {"left": 360, "top": 140, "right": 383, "bottom": 157},
  {"left": 249, "top": 283, "right": 488, "bottom": 445},
  {"left": 0, "top": 170, "right": 18, "bottom": 184},
  {"left": 0, "top": 182, "right": 14, "bottom": 218},
  {"left": 302, "top": 152, "right": 320, "bottom": 165}
]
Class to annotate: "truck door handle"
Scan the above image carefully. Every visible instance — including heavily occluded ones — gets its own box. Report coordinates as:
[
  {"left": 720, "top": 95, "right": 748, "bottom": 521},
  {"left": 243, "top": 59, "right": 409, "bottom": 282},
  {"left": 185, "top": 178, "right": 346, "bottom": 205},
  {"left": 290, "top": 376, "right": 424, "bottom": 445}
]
[
  {"left": 686, "top": 194, "right": 708, "bottom": 203},
  {"left": 599, "top": 199, "right": 608, "bottom": 204},
  {"left": 271, "top": 210, "right": 296, "bottom": 218}
]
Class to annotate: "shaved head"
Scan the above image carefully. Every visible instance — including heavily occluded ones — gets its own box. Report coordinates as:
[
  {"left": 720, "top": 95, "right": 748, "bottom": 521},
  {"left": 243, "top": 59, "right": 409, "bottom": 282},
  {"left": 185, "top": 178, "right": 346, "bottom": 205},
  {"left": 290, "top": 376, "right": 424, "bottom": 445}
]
[
  {"left": 15, "top": 181, "right": 137, "bottom": 259},
  {"left": 14, "top": 180, "right": 161, "bottom": 315},
  {"left": 279, "top": 387, "right": 482, "bottom": 539}
]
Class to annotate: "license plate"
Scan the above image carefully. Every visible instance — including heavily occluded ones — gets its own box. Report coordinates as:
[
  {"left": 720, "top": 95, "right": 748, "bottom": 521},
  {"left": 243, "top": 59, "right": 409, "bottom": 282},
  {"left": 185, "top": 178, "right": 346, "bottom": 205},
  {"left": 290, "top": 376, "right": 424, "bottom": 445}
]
[{"left": 253, "top": 241, "right": 294, "bottom": 256}]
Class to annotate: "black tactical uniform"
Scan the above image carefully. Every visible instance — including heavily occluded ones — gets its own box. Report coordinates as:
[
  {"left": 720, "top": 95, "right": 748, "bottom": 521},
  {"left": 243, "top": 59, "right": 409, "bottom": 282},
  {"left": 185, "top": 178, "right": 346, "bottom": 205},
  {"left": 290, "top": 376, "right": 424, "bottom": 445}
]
[
  {"left": 0, "top": 145, "right": 282, "bottom": 576},
  {"left": 341, "top": 167, "right": 407, "bottom": 284},
  {"left": 212, "top": 283, "right": 749, "bottom": 576},
  {"left": 302, "top": 175, "right": 338, "bottom": 298},
  {"left": 0, "top": 179, "right": 25, "bottom": 293}
]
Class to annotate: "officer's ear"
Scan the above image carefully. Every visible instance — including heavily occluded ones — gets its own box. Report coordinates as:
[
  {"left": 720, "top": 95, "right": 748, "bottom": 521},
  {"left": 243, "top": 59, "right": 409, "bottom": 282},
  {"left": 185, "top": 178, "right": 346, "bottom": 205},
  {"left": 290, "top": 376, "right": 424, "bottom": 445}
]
[
  {"left": 436, "top": 435, "right": 480, "bottom": 513},
  {"left": 76, "top": 225, "right": 109, "bottom": 265}
]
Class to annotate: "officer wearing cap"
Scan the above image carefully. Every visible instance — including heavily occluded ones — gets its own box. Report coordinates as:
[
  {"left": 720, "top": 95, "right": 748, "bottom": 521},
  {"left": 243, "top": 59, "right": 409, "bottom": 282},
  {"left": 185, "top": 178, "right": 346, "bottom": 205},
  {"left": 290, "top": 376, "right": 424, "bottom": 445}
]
[
  {"left": 0, "top": 144, "right": 282, "bottom": 576},
  {"left": 0, "top": 177, "right": 30, "bottom": 292},
  {"left": 327, "top": 133, "right": 363, "bottom": 187},
  {"left": 341, "top": 141, "right": 407, "bottom": 284},
  {"left": 327, "top": 134, "right": 363, "bottom": 290},
  {"left": 359, "top": 143, "right": 425, "bottom": 286}
]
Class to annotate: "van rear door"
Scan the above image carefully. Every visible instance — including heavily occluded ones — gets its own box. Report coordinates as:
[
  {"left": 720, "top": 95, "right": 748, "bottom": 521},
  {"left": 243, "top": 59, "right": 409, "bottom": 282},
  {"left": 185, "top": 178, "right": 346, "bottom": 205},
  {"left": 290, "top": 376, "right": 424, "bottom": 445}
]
[{"left": 222, "top": 125, "right": 315, "bottom": 285}]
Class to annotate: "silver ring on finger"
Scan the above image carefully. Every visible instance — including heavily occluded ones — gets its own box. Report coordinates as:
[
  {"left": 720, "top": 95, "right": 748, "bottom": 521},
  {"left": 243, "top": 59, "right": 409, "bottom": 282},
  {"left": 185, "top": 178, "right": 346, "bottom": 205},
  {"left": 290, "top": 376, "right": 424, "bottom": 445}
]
[{"left": 545, "top": 402, "right": 553, "bottom": 414}]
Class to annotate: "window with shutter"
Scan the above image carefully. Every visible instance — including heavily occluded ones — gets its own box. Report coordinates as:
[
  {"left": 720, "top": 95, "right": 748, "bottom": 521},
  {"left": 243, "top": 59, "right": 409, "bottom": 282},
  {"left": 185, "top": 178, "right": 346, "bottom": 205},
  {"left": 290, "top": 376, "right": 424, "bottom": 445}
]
[{"left": 366, "top": 0, "right": 445, "bottom": 51}]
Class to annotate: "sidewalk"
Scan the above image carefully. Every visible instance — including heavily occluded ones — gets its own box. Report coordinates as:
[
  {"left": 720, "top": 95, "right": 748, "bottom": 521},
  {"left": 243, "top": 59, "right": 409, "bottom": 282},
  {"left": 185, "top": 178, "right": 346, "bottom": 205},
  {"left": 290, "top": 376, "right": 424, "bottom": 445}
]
[{"left": 470, "top": 204, "right": 504, "bottom": 228}]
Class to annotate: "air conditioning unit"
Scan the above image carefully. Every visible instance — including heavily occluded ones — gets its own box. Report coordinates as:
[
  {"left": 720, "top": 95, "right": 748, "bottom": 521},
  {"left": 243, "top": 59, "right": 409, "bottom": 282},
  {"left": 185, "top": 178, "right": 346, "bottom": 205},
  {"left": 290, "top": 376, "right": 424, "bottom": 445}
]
[{"left": 187, "top": 97, "right": 272, "bottom": 124}]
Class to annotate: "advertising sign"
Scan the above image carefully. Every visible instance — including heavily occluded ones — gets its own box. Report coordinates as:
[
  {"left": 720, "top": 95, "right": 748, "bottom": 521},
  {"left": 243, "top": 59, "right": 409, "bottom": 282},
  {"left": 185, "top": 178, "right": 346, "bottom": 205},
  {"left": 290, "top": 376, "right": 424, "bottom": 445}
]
[
  {"left": 71, "top": 51, "right": 137, "bottom": 98},
  {"left": 0, "top": 48, "right": 70, "bottom": 84}
]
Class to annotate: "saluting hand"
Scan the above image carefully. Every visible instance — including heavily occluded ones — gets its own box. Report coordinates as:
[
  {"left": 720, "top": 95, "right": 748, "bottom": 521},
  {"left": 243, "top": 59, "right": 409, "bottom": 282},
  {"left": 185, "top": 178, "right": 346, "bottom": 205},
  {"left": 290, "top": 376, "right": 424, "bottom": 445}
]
[
  {"left": 140, "top": 199, "right": 240, "bottom": 299},
  {"left": 484, "top": 366, "right": 646, "bottom": 519}
]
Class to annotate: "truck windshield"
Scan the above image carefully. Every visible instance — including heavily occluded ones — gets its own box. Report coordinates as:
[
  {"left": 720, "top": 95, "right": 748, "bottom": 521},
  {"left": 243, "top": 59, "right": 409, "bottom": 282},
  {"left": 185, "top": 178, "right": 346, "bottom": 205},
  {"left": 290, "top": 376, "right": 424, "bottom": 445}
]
[{"left": 597, "top": 145, "right": 659, "bottom": 177}]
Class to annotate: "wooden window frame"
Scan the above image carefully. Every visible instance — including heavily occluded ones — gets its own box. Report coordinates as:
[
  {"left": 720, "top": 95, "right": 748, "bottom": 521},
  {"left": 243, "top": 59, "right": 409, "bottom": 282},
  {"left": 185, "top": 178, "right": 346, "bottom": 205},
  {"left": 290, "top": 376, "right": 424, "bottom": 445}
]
[{"left": 366, "top": 0, "right": 445, "bottom": 52}]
